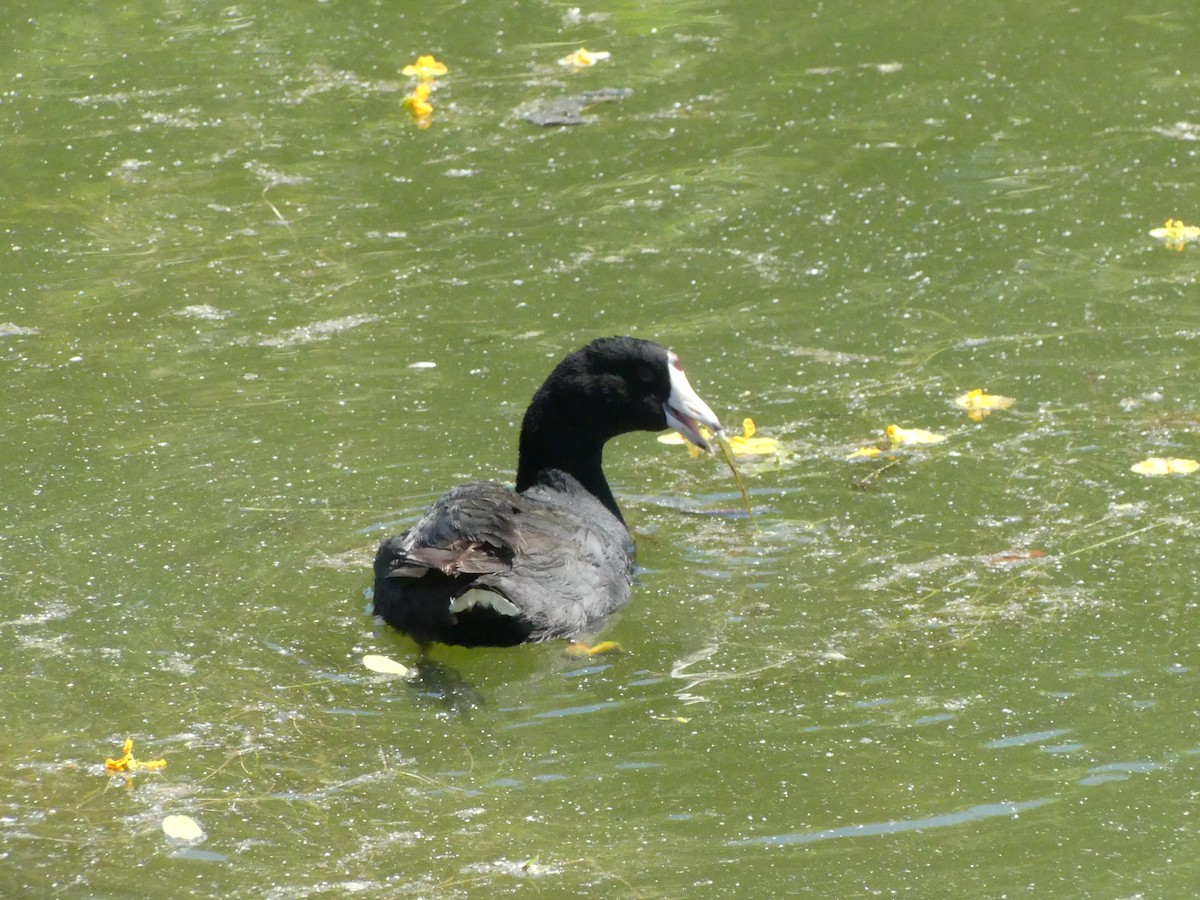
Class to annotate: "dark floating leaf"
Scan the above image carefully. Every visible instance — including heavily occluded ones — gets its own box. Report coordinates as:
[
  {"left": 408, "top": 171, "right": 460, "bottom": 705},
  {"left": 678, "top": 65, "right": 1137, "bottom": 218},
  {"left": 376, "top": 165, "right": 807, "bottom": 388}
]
[{"left": 517, "top": 88, "right": 633, "bottom": 126}]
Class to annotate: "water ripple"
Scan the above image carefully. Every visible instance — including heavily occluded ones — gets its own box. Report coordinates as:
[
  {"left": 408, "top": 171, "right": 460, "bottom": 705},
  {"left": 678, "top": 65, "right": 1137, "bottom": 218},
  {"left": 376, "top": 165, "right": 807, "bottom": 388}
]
[{"left": 730, "top": 798, "right": 1052, "bottom": 847}]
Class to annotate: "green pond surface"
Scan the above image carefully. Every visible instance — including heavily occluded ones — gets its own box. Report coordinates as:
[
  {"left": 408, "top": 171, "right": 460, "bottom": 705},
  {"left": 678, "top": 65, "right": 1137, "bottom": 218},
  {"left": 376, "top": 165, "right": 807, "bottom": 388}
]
[{"left": 3, "top": 0, "right": 1200, "bottom": 895}]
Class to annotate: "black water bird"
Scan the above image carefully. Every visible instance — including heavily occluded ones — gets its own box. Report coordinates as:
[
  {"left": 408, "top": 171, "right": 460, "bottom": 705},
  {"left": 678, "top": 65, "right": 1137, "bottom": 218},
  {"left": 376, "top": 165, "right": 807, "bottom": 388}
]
[{"left": 372, "top": 336, "right": 722, "bottom": 648}]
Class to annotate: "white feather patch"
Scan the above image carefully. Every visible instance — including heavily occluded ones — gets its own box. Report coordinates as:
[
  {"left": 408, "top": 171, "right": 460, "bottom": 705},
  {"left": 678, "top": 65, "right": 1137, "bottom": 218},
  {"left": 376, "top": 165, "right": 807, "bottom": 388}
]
[{"left": 449, "top": 590, "right": 520, "bottom": 617}]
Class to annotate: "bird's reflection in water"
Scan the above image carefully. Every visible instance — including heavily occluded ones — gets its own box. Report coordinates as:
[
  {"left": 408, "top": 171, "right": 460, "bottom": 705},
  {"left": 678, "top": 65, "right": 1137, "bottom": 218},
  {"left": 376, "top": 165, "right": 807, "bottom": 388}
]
[{"left": 406, "top": 655, "right": 486, "bottom": 713}]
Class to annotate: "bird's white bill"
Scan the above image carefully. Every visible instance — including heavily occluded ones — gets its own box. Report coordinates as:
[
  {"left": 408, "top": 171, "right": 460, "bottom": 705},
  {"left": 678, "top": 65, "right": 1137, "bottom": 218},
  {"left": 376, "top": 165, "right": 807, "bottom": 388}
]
[{"left": 663, "top": 354, "right": 723, "bottom": 452}]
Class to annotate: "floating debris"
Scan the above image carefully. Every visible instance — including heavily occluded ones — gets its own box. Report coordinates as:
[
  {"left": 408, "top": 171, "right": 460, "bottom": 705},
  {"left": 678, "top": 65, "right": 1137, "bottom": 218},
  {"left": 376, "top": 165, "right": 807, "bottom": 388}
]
[
  {"left": 162, "top": 815, "right": 204, "bottom": 842},
  {"left": 517, "top": 88, "right": 632, "bottom": 126},
  {"left": 955, "top": 389, "right": 1014, "bottom": 422},
  {"left": 0, "top": 323, "right": 39, "bottom": 336},
  {"left": 986, "top": 549, "right": 1048, "bottom": 567},
  {"left": 885, "top": 424, "right": 946, "bottom": 446},
  {"left": 258, "top": 314, "right": 379, "bottom": 348},
  {"left": 1130, "top": 457, "right": 1199, "bottom": 476},
  {"left": 558, "top": 48, "right": 611, "bottom": 70}
]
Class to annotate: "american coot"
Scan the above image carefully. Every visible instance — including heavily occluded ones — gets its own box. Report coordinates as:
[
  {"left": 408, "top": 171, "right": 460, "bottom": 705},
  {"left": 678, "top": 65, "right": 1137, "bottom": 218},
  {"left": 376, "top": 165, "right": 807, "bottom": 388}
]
[{"left": 372, "top": 336, "right": 722, "bottom": 647}]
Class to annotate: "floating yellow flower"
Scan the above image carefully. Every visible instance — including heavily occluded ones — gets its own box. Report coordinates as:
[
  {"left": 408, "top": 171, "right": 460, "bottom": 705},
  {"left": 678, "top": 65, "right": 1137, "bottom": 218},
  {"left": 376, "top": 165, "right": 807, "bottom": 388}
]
[
  {"left": 558, "top": 48, "right": 611, "bottom": 70},
  {"left": 886, "top": 424, "right": 946, "bottom": 447},
  {"left": 1130, "top": 457, "right": 1200, "bottom": 476},
  {"left": 659, "top": 428, "right": 705, "bottom": 457},
  {"left": 955, "top": 388, "right": 1015, "bottom": 422},
  {"left": 402, "top": 54, "right": 448, "bottom": 80},
  {"left": 566, "top": 640, "right": 621, "bottom": 656},
  {"left": 846, "top": 446, "right": 883, "bottom": 459},
  {"left": 1149, "top": 218, "right": 1200, "bottom": 251},
  {"left": 402, "top": 82, "right": 434, "bottom": 128},
  {"left": 726, "top": 418, "right": 778, "bottom": 456},
  {"left": 659, "top": 418, "right": 777, "bottom": 458},
  {"left": 104, "top": 738, "right": 166, "bottom": 773}
]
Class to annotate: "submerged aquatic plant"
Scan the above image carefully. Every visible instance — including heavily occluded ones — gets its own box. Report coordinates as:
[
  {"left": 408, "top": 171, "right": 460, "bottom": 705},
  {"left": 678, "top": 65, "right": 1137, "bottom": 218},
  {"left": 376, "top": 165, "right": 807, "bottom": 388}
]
[{"left": 658, "top": 418, "right": 769, "bottom": 516}]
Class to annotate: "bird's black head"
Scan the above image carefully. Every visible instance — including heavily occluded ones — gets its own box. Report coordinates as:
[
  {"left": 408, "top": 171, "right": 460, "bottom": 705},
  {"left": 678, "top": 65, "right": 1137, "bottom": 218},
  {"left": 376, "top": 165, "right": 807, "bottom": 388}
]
[
  {"left": 515, "top": 337, "right": 722, "bottom": 507},
  {"left": 560, "top": 337, "right": 675, "bottom": 435}
]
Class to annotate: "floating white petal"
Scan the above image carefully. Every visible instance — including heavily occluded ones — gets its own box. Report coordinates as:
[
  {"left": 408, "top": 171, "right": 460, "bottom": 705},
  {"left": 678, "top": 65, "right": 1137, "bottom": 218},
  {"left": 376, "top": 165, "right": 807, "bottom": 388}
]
[
  {"left": 162, "top": 815, "right": 204, "bottom": 842},
  {"left": 362, "top": 654, "right": 412, "bottom": 676},
  {"left": 1130, "top": 457, "right": 1199, "bottom": 476}
]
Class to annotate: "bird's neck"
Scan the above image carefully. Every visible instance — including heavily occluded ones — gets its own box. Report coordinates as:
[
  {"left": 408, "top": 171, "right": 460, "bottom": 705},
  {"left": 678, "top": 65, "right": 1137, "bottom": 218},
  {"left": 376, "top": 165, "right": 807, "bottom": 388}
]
[{"left": 515, "top": 415, "right": 625, "bottom": 523}]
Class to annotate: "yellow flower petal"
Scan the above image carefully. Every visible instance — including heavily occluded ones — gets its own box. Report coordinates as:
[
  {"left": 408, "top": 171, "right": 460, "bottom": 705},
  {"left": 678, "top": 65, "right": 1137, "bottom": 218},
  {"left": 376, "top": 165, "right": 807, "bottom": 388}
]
[
  {"left": 558, "top": 48, "right": 611, "bottom": 70},
  {"left": 1132, "top": 458, "right": 1170, "bottom": 475},
  {"left": 104, "top": 737, "right": 165, "bottom": 773},
  {"left": 403, "top": 94, "right": 432, "bottom": 113},
  {"left": 725, "top": 418, "right": 779, "bottom": 457},
  {"left": 885, "top": 424, "right": 946, "bottom": 446},
  {"left": 1131, "top": 457, "right": 1200, "bottom": 475},
  {"left": 402, "top": 54, "right": 448, "bottom": 80},
  {"left": 658, "top": 429, "right": 704, "bottom": 457},
  {"left": 955, "top": 389, "right": 1014, "bottom": 422},
  {"left": 663, "top": 418, "right": 778, "bottom": 458},
  {"left": 728, "top": 437, "right": 779, "bottom": 456},
  {"left": 846, "top": 446, "right": 882, "bottom": 459},
  {"left": 565, "top": 640, "right": 621, "bottom": 656},
  {"left": 954, "top": 389, "right": 1014, "bottom": 421},
  {"left": 1149, "top": 218, "right": 1200, "bottom": 251},
  {"left": 402, "top": 83, "right": 434, "bottom": 126},
  {"left": 104, "top": 760, "right": 126, "bottom": 771}
]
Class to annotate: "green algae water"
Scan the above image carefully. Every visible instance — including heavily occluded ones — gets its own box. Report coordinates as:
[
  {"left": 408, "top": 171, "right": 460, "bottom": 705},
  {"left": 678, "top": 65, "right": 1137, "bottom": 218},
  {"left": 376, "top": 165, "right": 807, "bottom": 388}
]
[{"left": 3, "top": 0, "right": 1200, "bottom": 895}]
